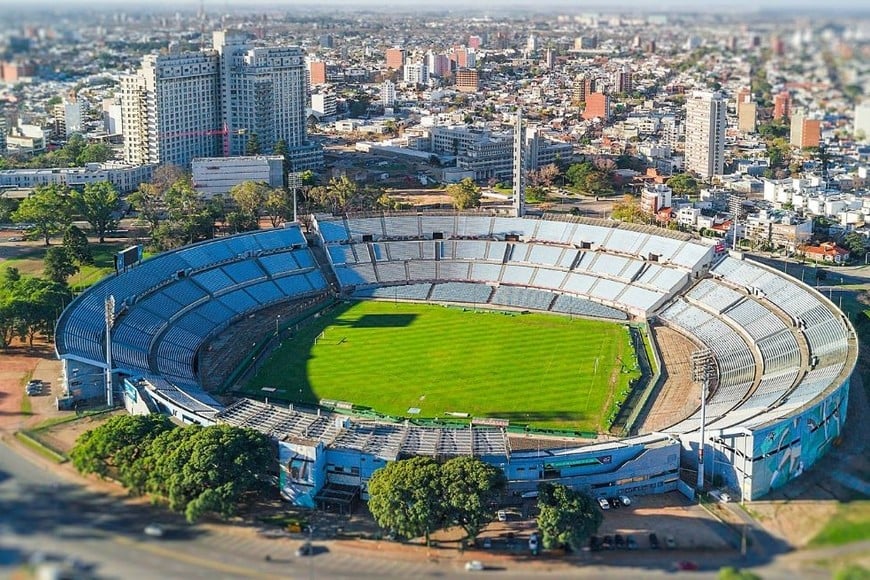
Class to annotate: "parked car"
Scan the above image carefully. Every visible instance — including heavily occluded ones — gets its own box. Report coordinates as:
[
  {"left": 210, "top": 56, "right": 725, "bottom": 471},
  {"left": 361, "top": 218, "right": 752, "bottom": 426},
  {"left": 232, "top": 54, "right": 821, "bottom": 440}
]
[
  {"left": 626, "top": 535, "right": 638, "bottom": 550},
  {"left": 601, "top": 535, "right": 613, "bottom": 550},
  {"left": 464, "top": 560, "right": 485, "bottom": 572},
  {"left": 619, "top": 494, "right": 631, "bottom": 506},
  {"left": 665, "top": 535, "right": 676, "bottom": 549},
  {"left": 497, "top": 510, "right": 507, "bottom": 522},
  {"left": 528, "top": 533, "right": 539, "bottom": 554},
  {"left": 608, "top": 497, "right": 621, "bottom": 509},
  {"left": 465, "top": 560, "right": 486, "bottom": 572},
  {"left": 482, "top": 537, "right": 492, "bottom": 549},
  {"left": 649, "top": 533, "right": 660, "bottom": 549},
  {"left": 143, "top": 524, "right": 164, "bottom": 538},
  {"left": 677, "top": 561, "right": 699, "bottom": 571},
  {"left": 597, "top": 497, "right": 610, "bottom": 510},
  {"left": 589, "top": 535, "right": 601, "bottom": 551},
  {"left": 295, "top": 542, "right": 314, "bottom": 557},
  {"left": 614, "top": 534, "right": 625, "bottom": 549}
]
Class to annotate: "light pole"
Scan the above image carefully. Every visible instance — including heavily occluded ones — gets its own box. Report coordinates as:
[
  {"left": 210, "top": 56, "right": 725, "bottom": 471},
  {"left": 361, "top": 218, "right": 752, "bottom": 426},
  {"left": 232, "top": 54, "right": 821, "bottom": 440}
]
[
  {"left": 104, "top": 295, "right": 115, "bottom": 407},
  {"left": 692, "top": 349, "right": 715, "bottom": 491},
  {"left": 276, "top": 314, "right": 281, "bottom": 336}
]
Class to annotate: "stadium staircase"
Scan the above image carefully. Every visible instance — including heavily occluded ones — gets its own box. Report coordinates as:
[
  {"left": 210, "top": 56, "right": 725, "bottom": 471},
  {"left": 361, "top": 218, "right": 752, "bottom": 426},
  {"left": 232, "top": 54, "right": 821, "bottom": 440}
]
[{"left": 307, "top": 234, "right": 342, "bottom": 295}]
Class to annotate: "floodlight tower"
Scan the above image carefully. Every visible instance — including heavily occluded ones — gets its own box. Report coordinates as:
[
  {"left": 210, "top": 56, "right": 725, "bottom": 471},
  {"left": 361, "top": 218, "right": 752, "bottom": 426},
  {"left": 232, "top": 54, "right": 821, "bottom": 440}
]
[
  {"left": 513, "top": 108, "right": 526, "bottom": 218},
  {"left": 692, "top": 349, "right": 715, "bottom": 490},
  {"left": 288, "top": 171, "right": 302, "bottom": 223},
  {"left": 105, "top": 295, "right": 115, "bottom": 407}
]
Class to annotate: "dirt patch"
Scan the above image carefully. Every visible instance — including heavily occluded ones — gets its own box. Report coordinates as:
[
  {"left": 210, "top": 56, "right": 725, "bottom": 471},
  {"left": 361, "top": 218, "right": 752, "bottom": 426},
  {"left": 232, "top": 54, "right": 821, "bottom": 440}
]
[{"left": 638, "top": 325, "right": 700, "bottom": 433}]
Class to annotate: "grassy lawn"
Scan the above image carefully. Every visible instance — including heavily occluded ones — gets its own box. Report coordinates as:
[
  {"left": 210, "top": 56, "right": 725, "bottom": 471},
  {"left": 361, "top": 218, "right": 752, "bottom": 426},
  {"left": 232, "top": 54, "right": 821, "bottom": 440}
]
[
  {"left": 246, "top": 300, "right": 639, "bottom": 432},
  {"left": 1, "top": 241, "right": 140, "bottom": 290},
  {"left": 810, "top": 501, "right": 870, "bottom": 547}
]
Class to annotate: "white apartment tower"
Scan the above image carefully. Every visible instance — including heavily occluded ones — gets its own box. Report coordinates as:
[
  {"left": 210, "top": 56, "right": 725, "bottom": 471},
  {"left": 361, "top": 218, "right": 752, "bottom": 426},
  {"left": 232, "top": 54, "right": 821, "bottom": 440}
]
[
  {"left": 685, "top": 91, "right": 726, "bottom": 180},
  {"left": 381, "top": 80, "right": 396, "bottom": 108},
  {"left": 122, "top": 31, "right": 315, "bottom": 169},
  {"left": 121, "top": 51, "right": 221, "bottom": 167},
  {"left": 213, "top": 31, "right": 308, "bottom": 157}
]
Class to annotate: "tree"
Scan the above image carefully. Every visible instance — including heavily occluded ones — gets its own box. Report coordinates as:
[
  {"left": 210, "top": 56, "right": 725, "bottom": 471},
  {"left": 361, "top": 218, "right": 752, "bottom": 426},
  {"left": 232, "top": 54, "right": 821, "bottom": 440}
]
[
  {"left": 63, "top": 225, "right": 93, "bottom": 265},
  {"left": 128, "top": 183, "right": 165, "bottom": 235},
  {"left": 273, "top": 138, "right": 291, "bottom": 186},
  {"left": 446, "top": 178, "right": 481, "bottom": 210},
  {"left": 0, "top": 198, "right": 19, "bottom": 223},
  {"left": 666, "top": 173, "right": 699, "bottom": 197},
  {"left": 718, "top": 567, "right": 762, "bottom": 580},
  {"left": 440, "top": 457, "right": 505, "bottom": 541},
  {"left": 611, "top": 195, "right": 646, "bottom": 223},
  {"left": 265, "top": 187, "right": 294, "bottom": 227},
  {"left": 76, "top": 142, "right": 113, "bottom": 165},
  {"left": 12, "top": 184, "right": 72, "bottom": 245},
  {"left": 229, "top": 180, "right": 269, "bottom": 228},
  {"left": 43, "top": 246, "right": 78, "bottom": 284},
  {"left": 70, "top": 181, "right": 121, "bottom": 243},
  {"left": 367, "top": 456, "right": 445, "bottom": 545},
  {"left": 842, "top": 232, "right": 866, "bottom": 258},
  {"left": 536, "top": 483, "right": 602, "bottom": 552},
  {"left": 565, "top": 161, "right": 594, "bottom": 189},
  {"left": 70, "top": 414, "right": 175, "bottom": 480},
  {"left": 245, "top": 133, "right": 261, "bottom": 156}
]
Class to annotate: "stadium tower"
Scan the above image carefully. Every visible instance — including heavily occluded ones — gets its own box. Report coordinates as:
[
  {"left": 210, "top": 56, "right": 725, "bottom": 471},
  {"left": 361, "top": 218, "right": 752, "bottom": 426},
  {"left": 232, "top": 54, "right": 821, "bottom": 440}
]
[{"left": 513, "top": 109, "right": 526, "bottom": 217}]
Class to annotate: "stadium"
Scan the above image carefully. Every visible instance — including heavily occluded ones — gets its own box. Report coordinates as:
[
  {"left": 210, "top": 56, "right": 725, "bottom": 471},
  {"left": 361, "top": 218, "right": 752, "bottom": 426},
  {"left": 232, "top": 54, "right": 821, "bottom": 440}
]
[{"left": 54, "top": 213, "right": 857, "bottom": 510}]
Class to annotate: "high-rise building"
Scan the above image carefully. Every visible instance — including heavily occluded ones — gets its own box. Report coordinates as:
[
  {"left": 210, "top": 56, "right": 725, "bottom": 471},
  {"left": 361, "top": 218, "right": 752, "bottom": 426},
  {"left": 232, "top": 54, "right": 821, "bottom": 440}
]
[
  {"left": 455, "top": 68, "right": 479, "bottom": 93},
  {"left": 738, "top": 102, "right": 757, "bottom": 133},
  {"left": 308, "top": 60, "right": 327, "bottom": 85},
  {"left": 468, "top": 35, "right": 482, "bottom": 49},
  {"left": 381, "top": 80, "right": 396, "bottom": 108},
  {"left": 545, "top": 48, "right": 555, "bottom": 70},
  {"left": 773, "top": 92, "right": 791, "bottom": 120},
  {"left": 122, "top": 32, "right": 318, "bottom": 170},
  {"left": 685, "top": 91, "right": 726, "bottom": 180},
  {"left": 853, "top": 101, "right": 870, "bottom": 141},
  {"left": 0, "top": 117, "right": 7, "bottom": 154},
  {"left": 426, "top": 51, "right": 450, "bottom": 77},
  {"left": 61, "top": 93, "right": 85, "bottom": 137},
  {"left": 385, "top": 47, "right": 405, "bottom": 70},
  {"left": 121, "top": 50, "right": 221, "bottom": 167},
  {"left": 583, "top": 93, "right": 610, "bottom": 121},
  {"left": 102, "top": 96, "right": 123, "bottom": 135},
  {"left": 403, "top": 61, "right": 428, "bottom": 85},
  {"left": 214, "top": 31, "right": 308, "bottom": 157},
  {"left": 311, "top": 92, "right": 337, "bottom": 117},
  {"left": 790, "top": 113, "right": 821, "bottom": 148},
  {"left": 613, "top": 65, "right": 632, "bottom": 94}
]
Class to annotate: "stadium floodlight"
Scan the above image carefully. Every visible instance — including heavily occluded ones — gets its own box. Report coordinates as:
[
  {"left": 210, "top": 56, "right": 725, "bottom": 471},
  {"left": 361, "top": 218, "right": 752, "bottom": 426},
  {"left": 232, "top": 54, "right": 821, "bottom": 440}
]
[
  {"left": 105, "top": 295, "right": 115, "bottom": 407},
  {"left": 692, "top": 349, "right": 715, "bottom": 491}
]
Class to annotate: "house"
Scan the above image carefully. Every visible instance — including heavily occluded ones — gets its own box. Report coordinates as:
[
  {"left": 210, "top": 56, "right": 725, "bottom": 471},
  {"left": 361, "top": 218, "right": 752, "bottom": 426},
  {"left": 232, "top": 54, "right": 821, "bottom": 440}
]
[{"left": 800, "top": 242, "right": 850, "bottom": 264}]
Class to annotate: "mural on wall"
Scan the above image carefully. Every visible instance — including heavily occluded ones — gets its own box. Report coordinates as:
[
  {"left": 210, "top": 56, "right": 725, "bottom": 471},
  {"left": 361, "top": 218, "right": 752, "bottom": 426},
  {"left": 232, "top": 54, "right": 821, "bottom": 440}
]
[
  {"left": 751, "top": 383, "right": 849, "bottom": 497},
  {"left": 278, "top": 441, "right": 325, "bottom": 508}
]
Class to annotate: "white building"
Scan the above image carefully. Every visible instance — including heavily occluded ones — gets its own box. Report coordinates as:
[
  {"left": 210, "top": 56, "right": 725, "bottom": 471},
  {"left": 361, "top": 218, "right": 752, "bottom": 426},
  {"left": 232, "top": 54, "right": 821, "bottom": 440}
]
[
  {"left": 311, "top": 92, "right": 337, "bottom": 117},
  {"left": 60, "top": 95, "right": 85, "bottom": 137},
  {"left": 0, "top": 162, "right": 154, "bottom": 194},
  {"left": 685, "top": 91, "right": 726, "bottom": 180},
  {"left": 381, "top": 80, "right": 396, "bottom": 108},
  {"left": 102, "top": 96, "right": 123, "bottom": 135},
  {"left": 640, "top": 183, "right": 673, "bottom": 213},
  {"left": 403, "top": 61, "right": 428, "bottom": 86},
  {"left": 854, "top": 101, "right": 870, "bottom": 142},
  {"left": 121, "top": 50, "right": 221, "bottom": 167},
  {"left": 191, "top": 155, "right": 283, "bottom": 197}
]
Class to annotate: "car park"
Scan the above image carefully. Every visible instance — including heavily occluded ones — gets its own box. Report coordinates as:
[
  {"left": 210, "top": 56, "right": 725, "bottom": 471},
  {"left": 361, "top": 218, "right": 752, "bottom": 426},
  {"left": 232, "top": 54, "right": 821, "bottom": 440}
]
[
  {"left": 649, "top": 533, "right": 660, "bottom": 549},
  {"left": 597, "top": 497, "right": 610, "bottom": 510}
]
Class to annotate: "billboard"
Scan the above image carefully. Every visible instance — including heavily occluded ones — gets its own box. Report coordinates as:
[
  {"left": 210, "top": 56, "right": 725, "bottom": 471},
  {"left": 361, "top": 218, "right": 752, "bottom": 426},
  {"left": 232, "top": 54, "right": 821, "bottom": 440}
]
[{"left": 115, "top": 245, "right": 143, "bottom": 272}]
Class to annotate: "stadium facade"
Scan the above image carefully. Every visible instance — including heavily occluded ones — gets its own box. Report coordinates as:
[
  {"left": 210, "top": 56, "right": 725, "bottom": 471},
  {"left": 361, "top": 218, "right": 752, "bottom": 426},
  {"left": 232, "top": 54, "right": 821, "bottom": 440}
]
[{"left": 55, "top": 214, "right": 856, "bottom": 507}]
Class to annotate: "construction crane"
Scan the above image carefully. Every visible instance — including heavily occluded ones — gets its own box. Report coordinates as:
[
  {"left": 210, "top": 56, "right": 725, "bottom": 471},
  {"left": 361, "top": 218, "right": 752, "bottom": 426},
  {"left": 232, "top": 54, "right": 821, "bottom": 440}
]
[{"left": 159, "top": 123, "right": 248, "bottom": 157}]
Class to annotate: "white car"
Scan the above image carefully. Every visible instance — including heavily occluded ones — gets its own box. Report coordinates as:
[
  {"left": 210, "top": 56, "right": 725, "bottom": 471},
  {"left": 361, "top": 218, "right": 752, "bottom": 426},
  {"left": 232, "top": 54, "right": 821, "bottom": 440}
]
[
  {"left": 597, "top": 497, "right": 611, "bottom": 510},
  {"left": 618, "top": 495, "right": 631, "bottom": 506},
  {"left": 144, "top": 524, "right": 164, "bottom": 537},
  {"left": 528, "top": 533, "right": 539, "bottom": 552},
  {"left": 465, "top": 560, "right": 485, "bottom": 572},
  {"left": 718, "top": 491, "right": 732, "bottom": 503},
  {"left": 497, "top": 510, "right": 507, "bottom": 522}
]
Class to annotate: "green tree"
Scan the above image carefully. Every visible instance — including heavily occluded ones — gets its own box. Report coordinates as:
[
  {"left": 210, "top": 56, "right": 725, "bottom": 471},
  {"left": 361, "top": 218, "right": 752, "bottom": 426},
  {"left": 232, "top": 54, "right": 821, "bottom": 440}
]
[
  {"left": 245, "top": 133, "right": 261, "bottom": 155},
  {"left": 446, "top": 177, "right": 482, "bottom": 210},
  {"left": 367, "top": 456, "right": 445, "bottom": 545},
  {"left": 833, "top": 565, "right": 870, "bottom": 580},
  {"left": 611, "top": 195, "right": 646, "bottom": 223},
  {"left": 265, "top": 187, "right": 294, "bottom": 227},
  {"left": 666, "top": 173, "right": 699, "bottom": 196},
  {"left": 229, "top": 180, "right": 269, "bottom": 229},
  {"left": 70, "top": 414, "right": 175, "bottom": 480},
  {"left": 43, "top": 246, "right": 78, "bottom": 284},
  {"left": 842, "top": 232, "right": 866, "bottom": 258},
  {"left": 12, "top": 184, "right": 72, "bottom": 245},
  {"left": 144, "top": 424, "right": 273, "bottom": 522},
  {"left": 70, "top": 181, "right": 121, "bottom": 243},
  {"left": 565, "top": 161, "right": 594, "bottom": 189},
  {"left": 76, "top": 142, "right": 113, "bottom": 165},
  {"left": 62, "top": 225, "right": 93, "bottom": 265},
  {"left": 128, "top": 183, "right": 165, "bottom": 235},
  {"left": 440, "top": 457, "right": 505, "bottom": 541},
  {"left": 0, "top": 198, "right": 19, "bottom": 223},
  {"left": 536, "top": 483, "right": 602, "bottom": 552},
  {"left": 273, "top": 138, "right": 291, "bottom": 186}
]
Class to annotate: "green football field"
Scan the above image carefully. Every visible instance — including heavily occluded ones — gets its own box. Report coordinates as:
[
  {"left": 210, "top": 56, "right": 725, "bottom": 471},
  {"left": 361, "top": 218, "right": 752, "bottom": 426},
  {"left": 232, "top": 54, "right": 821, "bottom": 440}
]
[{"left": 245, "top": 300, "right": 640, "bottom": 432}]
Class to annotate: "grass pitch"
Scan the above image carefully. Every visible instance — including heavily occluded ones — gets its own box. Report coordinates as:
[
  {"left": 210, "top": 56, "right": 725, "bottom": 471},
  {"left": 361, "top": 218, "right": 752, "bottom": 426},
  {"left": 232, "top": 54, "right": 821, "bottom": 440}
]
[{"left": 246, "top": 300, "right": 639, "bottom": 431}]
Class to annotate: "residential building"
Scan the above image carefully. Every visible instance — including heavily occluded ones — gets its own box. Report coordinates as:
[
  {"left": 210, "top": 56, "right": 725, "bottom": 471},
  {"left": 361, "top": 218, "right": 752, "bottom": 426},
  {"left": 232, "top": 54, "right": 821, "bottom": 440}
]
[
  {"left": 191, "top": 155, "right": 283, "bottom": 197},
  {"left": 640, "top": 183, "right": 673, "bottom": 213},
  {"left": 403, "top": 61, "right": 428, "bottom": 85},
  {"left": 385, "top": 47, "right": 405, "bottom": 70},
  {"left": 57, "top": 93, "right": 85, "bottom": 138},
  {"left": 583, "top": 92, "right": 610, "bottom": 121},
  {"left": 0, "top": 117, "right": 6, "bottom": 154},
  {"left": 685, "top": 91, "right": 726, "bottom": 180},
  {"left": 311, "top": 92, "right": 337, "bottom": 117},
  {"left": 426, "top": 51, "right": 450, "bottom": 77},
  {"left": 613, "top": 65, "right": 632, "bottom": 94},
  {"left": 738, "top": 101, "right": 757, "bottom": 133},
  {"left": 790, "top": 113, "right": 821, "bottom": 148},
  {"left": 0, "top": 162, "right": 153, "bottom": 194},
  {"left": 309, "top": 60, "right": 327, "bottom": 85},
  {"left": 102, "top": 96, "right": 123, "bottom": 135},
  {"left": 381, "top": 80, "right": 396, "bottom": 108},
  {"left": 121, "top": 50, "right": 221, "bottom": 167},
  {"left": 455, "top": 68, "right": 479, "bottom": 93},
  {"left": 743, "top": 209, "right": 813, "bottom": 251},
  {"left": 801, "top": 242, "right": 849, "bottom": 264},
  {"left": 773, "top": 92, "right": 791, "bottom": 120}
]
